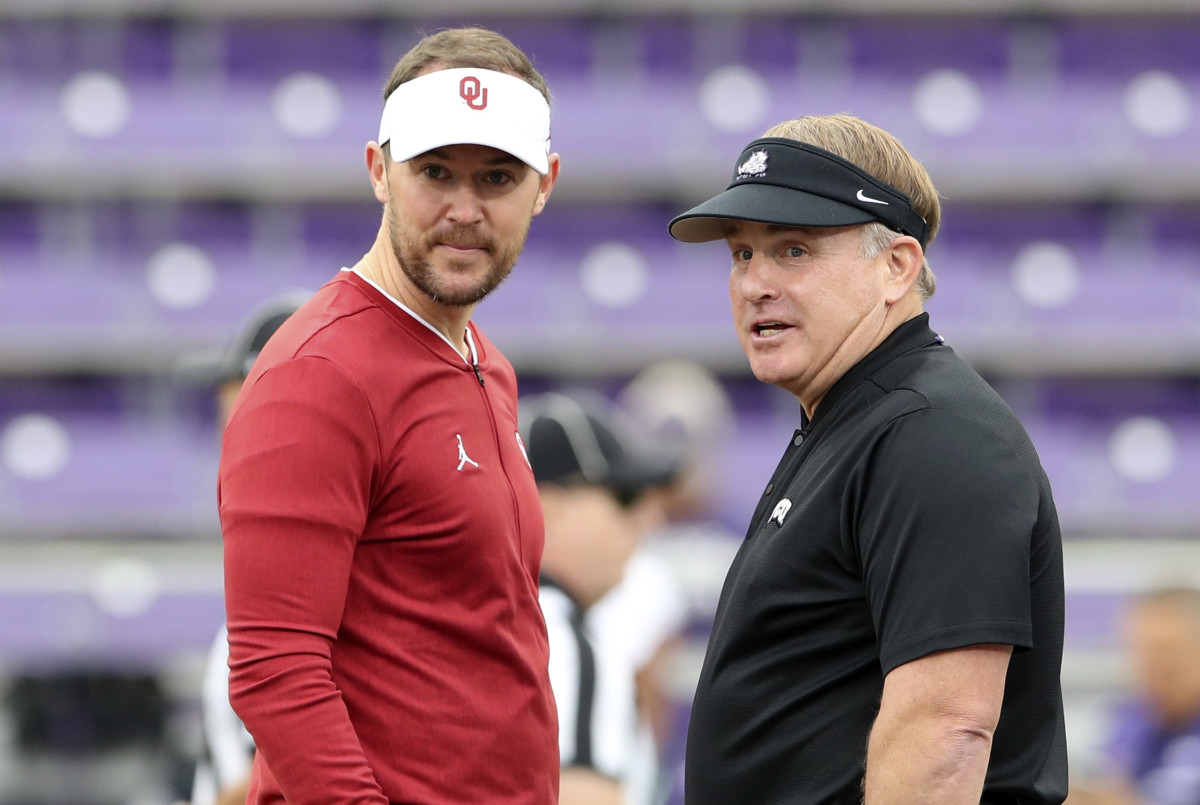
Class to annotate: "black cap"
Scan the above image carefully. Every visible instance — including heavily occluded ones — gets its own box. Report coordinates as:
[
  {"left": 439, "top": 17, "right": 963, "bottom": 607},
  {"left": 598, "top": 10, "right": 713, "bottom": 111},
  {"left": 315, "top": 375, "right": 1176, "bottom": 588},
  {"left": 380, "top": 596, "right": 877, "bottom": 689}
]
[
  {"left": 519, "top": 392, "right": 680, "bottom": 499},
  {"left": 221, "top": 290, "right": 310, "bottom": 381},
  {"left": 668, "top": 138, "right": 929, "bottom": 247}
]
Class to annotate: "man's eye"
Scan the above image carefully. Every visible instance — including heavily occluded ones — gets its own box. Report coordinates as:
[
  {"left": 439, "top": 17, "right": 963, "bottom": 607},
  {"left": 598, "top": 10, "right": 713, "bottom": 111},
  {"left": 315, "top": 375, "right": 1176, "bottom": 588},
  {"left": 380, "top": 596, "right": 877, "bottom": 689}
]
[
  {"left": 484, "top": 171, "right": 511, "bottom": 185},
  {"left": 733, "top": 249, "right": 752, "bottom": 261},
  {"left": 785, "top": 246, "right": 806, "bottom": 258},
  {"left": 423, "top": 165, "right": 446, "bottom": 179}
]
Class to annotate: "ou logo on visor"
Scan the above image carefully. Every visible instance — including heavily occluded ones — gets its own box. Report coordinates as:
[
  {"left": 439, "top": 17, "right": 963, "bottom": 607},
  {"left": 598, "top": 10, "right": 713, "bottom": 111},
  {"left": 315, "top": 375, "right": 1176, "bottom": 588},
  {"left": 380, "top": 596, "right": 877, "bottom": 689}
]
[{"left": 460, "top": 76, "right": 488, "bottom": 110}]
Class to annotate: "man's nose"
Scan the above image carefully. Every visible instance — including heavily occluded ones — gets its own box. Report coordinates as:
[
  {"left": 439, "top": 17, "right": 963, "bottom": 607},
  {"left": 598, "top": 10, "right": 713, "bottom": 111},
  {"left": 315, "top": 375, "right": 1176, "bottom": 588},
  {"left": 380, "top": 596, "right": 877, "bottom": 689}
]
[
  {"left": 445, "top": 184, "right": 485, "bottom": 224},
  {"left": 736, "top": 255, "right": 780, "bottom": 302}
]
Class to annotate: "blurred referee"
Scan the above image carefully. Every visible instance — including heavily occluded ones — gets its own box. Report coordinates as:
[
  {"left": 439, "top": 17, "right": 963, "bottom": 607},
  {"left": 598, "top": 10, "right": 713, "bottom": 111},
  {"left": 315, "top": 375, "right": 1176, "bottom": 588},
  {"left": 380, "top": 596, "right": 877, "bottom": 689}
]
[
  {"left": 521, "top": 391, "right": 679, "bottom": 805},
  {"left": 667, "top": 114, "right": 1067, "bottom": 804}
]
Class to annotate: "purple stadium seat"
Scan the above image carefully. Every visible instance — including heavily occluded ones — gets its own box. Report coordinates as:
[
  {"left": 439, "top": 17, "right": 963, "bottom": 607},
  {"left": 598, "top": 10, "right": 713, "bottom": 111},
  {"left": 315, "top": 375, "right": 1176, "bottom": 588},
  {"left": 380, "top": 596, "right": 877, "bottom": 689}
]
[
  {"left": 0, "top": 386, "right": 220, "bottom": 539},
  {"left": 0, "top": 588, "right": 225, "bottom": 669},
  {"left": 2, "top": 15, "right": 1197, "bottom": 201}
]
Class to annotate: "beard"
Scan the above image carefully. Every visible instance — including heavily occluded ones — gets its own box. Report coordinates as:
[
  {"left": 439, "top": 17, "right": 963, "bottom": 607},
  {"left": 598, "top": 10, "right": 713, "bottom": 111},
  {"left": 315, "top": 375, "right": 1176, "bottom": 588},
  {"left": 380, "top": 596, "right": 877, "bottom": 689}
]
[{"left": 388, "top": 203, "right": 530, "bottom": 308}]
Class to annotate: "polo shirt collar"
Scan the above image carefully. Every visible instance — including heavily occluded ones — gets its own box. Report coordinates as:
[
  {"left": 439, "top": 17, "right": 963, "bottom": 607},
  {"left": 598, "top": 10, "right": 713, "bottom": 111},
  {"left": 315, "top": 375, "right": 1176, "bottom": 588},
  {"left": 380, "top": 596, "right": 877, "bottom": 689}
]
[{"left": 803, "top": 312, "right": 941, "bottom": 431}]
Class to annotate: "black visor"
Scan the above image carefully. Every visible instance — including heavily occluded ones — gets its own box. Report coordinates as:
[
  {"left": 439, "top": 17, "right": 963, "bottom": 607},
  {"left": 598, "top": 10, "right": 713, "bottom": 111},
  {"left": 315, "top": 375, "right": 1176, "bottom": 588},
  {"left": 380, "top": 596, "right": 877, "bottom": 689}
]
[{"left": 668, "top": 138, "right": 929, "bottom": 247}]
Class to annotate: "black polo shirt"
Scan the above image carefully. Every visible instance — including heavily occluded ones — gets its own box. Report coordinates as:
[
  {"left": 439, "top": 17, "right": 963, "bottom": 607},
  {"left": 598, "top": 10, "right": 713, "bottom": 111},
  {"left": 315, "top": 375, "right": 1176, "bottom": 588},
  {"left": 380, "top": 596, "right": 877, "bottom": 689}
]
[{"left": 685, "top": 314, "right": 1067, "bottom": 805}]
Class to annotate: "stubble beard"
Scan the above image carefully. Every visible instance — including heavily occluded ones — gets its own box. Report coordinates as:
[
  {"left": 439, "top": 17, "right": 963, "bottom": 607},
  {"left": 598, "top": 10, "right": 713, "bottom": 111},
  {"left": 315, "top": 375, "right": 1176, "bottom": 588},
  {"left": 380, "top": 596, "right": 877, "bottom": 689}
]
[{"left": 388, "top": 206, "right": 529, "bottom": 308}]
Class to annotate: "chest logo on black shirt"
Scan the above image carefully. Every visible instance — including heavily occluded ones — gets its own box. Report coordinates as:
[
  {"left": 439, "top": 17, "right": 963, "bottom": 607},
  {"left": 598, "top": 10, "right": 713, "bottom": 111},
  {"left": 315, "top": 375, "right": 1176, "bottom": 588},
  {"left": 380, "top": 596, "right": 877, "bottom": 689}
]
[
  {"left": 456, "top": 434, "right": 480, "bottom": 471},
  {"left": 769, "top": 498, "right": 792, "bottom": 526}
]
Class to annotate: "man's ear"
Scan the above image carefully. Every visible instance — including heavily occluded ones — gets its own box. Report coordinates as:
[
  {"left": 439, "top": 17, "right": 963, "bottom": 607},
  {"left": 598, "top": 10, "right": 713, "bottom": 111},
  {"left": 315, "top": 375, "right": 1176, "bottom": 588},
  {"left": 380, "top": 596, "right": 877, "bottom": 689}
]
[
  {"left": 531, "top": 152, "right": 561, "bottom": 216},
  {"left": 883, "top": 235, "right": 924, "bottom": 305},
  {"left": 366, "top": 142, "right": 389, "bottom": 204}
]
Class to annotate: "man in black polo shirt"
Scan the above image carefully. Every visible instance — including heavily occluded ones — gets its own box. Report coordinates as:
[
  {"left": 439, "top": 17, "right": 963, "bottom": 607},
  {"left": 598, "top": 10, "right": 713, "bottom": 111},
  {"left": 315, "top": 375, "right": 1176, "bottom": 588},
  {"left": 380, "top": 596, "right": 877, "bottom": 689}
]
[{"left": 667, "top": 114, "right": 1067, "bottom": 804}]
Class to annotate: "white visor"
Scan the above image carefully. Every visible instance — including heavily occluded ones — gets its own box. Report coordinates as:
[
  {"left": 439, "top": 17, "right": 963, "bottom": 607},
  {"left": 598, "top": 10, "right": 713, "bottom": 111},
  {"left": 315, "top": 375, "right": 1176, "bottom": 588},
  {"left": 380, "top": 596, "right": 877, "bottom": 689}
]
[{"left": 378, "top": 67, "right": 551, "bottom": 175}]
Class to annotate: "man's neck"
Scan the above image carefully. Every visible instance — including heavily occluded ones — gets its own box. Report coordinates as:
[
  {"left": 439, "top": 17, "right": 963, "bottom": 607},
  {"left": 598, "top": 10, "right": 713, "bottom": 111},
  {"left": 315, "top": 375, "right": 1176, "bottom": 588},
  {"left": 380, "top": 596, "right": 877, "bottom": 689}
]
[
  {"left": 356, "top": 235, "right": 474, "bottom": 358},
  {"left": 799, "top": 298, "right": 924, "bottom": 420}
]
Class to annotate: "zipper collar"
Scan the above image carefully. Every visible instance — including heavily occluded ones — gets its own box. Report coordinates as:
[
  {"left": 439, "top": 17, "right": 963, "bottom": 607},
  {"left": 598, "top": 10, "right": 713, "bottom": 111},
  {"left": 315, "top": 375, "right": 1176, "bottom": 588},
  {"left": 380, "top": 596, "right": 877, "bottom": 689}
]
[{"left": 344, "top": 267, "right": 480, "bottom": 369}]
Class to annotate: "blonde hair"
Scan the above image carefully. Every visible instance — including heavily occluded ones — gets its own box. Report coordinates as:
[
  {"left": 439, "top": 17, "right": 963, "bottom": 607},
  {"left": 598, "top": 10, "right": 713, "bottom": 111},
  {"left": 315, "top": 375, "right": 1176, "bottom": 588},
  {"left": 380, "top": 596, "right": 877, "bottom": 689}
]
[{"left": 763, "top": 114, "right": 939, "bottom": 300}]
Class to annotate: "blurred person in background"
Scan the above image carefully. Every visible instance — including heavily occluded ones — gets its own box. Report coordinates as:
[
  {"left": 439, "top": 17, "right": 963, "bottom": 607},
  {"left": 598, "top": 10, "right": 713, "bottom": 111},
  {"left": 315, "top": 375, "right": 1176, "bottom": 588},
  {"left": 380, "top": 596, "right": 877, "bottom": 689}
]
[
  {"left": 189, "top": 292, "right": 306, "bottom": 805},
  {"left": 218, "top": 27, "right": 561, "bottom": 804},
  {"left": 520, "top": 391, "right": 679, "bottom": 805},
  {"left": 616, "top": 361, "right": 737, "bottom": 533},
  {"left": 1070, "top": 586, "right": 1200, "bottom": 805},
  {"left": 592, "top": 360, "right": 741, "bottom": 805},
  {"left": 667, "top": 113, "right": 1067, "bottom": 804}
]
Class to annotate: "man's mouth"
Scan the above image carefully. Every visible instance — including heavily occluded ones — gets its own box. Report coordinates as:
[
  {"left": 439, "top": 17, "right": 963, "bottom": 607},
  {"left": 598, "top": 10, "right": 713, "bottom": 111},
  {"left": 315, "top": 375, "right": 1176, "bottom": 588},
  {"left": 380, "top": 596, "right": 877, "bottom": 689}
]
[
  {"left": 431, "top": 227, "right": 492, "bottom": 254},
  {"left": 753, "top": 321, "right": 792, "bottom": 337}
]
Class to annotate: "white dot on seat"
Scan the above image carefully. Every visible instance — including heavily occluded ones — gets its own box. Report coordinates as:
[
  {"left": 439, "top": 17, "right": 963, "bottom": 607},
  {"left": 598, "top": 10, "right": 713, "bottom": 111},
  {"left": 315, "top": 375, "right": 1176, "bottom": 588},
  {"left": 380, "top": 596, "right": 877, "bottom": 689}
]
[
  {"left": 1124, "top": 70, "right": 1192, "bottom": 138},
  {"left": 579, "top": 242, "right": 650, "bottom": 308},
  {"left": 912, "top": 69, "right": 983, "bottom": 137},
  {"left": 273, "top": 72, "right": 343, "bottom": 139},
  {"left": 1011, "top": 242, "right": 1081, "bottom": 308},
  {"left": 2, "top": 414, "right": 71, "bottom": 480},
  {"left": 92, "top": 558, "right": 160, "bottom": 618},
  {"left": 1109, "top": 416, "right": 1177, "bottom": 483},
  {"left": 699, "top": 65, "right": 772, "bottom": 134},
  {"left": 146, "top": 243, "right": 216, "bottom": 309},
  {"left": 61, "top": 71, "right": 132, "bottom": 138}
]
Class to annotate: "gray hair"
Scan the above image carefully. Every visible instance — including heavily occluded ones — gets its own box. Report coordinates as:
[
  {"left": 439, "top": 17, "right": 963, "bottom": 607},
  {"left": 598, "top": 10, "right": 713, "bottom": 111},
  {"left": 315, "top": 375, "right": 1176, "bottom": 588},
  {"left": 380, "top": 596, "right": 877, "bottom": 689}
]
[{"left": 859, "top": 221, "right": 937, "bottom": 301}]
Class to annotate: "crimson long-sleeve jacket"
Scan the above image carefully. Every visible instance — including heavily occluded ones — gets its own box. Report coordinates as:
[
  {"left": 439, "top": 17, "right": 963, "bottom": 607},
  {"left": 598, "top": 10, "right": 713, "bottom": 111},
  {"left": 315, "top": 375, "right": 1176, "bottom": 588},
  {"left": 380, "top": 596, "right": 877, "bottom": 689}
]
[{"left": 219, "top": 269, "right": 558, "bottom": 804}]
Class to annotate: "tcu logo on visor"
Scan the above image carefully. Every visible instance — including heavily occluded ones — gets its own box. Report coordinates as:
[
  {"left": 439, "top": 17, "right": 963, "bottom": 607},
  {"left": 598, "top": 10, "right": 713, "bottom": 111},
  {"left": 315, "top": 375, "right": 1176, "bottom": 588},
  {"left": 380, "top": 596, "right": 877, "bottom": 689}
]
[{"left": 459, "top": 76, "right": 488, "bottom": 110}]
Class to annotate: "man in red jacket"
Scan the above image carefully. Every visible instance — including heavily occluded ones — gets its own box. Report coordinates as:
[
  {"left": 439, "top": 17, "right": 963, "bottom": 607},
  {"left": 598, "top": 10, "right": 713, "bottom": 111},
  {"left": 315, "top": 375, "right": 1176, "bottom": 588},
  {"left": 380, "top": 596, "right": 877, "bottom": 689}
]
[{"left": 218, "top": 27, "right": 561, "bottom": 805}]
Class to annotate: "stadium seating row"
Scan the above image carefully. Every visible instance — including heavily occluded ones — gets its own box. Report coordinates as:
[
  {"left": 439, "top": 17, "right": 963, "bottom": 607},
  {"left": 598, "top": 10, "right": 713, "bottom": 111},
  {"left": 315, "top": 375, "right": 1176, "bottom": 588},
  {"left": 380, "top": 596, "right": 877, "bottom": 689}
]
[
  {"left": 1, "top": 16, "right": 1198, "bottom": 203},
  {"left": 3, "top": 199, "right": 1198, "bottom": 375},
  {"left": 2, "top": 375, "right": 1198, "bottom": 543}
]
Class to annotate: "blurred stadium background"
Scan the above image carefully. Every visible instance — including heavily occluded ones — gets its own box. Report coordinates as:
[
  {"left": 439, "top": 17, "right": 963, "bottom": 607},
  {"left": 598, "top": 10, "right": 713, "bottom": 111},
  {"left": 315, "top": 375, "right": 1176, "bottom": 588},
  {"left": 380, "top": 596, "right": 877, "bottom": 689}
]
[{"left": 1, "top": 0, "right": 1198, "bottom": 802}]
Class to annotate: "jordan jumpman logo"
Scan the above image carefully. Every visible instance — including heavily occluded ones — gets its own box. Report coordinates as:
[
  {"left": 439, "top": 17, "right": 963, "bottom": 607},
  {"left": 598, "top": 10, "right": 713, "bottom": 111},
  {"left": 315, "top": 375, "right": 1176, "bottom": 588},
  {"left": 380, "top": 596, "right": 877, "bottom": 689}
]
[{"left": 456, "top": 434, "right": 479, "bottom": 471}]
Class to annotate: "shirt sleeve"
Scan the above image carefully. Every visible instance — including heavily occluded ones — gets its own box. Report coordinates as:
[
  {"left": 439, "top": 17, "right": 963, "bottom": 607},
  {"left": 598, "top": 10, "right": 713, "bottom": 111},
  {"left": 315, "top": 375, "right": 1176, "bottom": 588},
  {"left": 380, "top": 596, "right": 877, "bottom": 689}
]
[
  {"left": 219, "top": 356, "right": 387, "bottom": 804},
  {"left": 852, "top": 409, "right": 1038, "bottom": 675}
]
